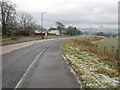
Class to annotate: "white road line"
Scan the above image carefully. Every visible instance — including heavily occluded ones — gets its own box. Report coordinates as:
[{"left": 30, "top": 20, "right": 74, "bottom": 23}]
[
  {"left": 15, "top": 48, "right": 46, "bottom": 89},
  {"left": 62, "top": 55, "right": 83, "bottom": 89}
]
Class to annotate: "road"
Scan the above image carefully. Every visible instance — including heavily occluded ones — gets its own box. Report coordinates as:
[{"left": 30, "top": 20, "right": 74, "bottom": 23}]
[{"left": 2, "top": 36, "right": 88, "bottom": 88}]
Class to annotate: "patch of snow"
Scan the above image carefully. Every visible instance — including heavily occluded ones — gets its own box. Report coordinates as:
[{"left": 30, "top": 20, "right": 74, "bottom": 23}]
[{"left": 65, "top": 48, "right": 119, "bottom": 88}]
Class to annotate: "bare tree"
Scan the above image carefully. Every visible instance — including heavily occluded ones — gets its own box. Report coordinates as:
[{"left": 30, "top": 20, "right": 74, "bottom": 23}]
[
  {"left": 0, "top": 3, "right": 2, "bottom": 35},
  {"left": 16, "top": 12, "right": 40, "bottom": 36},
  {"left": 1, "top": 0, "right": 16, "bottom": 36},
  {"left": 56, "top": 22, "right": 65, "bottom": 35},
  {"left": 17, "top": 12, "right": 34, "bottom": 30}
]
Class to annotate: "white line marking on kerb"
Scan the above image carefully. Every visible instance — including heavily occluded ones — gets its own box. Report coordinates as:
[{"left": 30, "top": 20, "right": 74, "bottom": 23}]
[{"left": 15, "top": 48, "right": 46, "bottom": 89}]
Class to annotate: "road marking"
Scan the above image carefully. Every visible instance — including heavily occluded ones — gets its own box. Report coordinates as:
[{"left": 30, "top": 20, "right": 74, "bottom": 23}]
[
  {"left": 15, "top": 47, "right": 47, "bottom": 89},
  {"left": 62, "top": 55, "right": 83, "bottom": 89}
]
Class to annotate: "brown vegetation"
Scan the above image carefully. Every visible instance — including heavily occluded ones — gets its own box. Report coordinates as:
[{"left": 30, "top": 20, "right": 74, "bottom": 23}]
[{"left": 73, "top": 36, "right": 118, "bottom": 64}]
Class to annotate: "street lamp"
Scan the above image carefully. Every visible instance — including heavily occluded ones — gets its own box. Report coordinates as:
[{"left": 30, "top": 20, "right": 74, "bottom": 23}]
[{"left": 41, "top": 12, "right": 46, "bottom": 39}]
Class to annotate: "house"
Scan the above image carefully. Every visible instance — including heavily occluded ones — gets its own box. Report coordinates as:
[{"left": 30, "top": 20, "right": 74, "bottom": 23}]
[
  {"left": 34, "top": 30, "right": 45, "bottom": 36},
  {"left": 48, "top": 30, "right": 60, "bottom": 35}
]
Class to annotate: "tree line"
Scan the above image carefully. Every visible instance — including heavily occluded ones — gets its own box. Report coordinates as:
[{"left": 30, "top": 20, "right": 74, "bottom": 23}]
[
  {"left": 0, "top": 0, "right": 83, "bottom": 38},
  {"left": 95, "top": 32, "right": 118, "bottom": 37},
  {"left": 50, "top": 22, "right": 83, "bottom": 36},
  {"left": 1, "top": 0, "right": 40, "bottom": 37}
]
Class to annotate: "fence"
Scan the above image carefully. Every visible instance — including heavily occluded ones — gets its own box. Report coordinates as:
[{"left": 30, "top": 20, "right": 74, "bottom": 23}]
[{"left": 74, "top": 38, "right": 119, "bottom": 64}]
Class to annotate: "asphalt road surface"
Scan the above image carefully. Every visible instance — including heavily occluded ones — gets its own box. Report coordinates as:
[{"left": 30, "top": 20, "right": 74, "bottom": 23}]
[{"left": 2, "top": 35, "right": 88, "bottom": 88}]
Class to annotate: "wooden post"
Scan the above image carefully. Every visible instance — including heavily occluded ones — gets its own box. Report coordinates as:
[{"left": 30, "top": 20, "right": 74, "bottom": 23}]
[
  {"left": 112, "top": 47, "right": 114, "bottom": 53},
  {"left": 104, "top": 47, "right": 106, "bottom": 54},
  {"left": 117, "top": 49, "right": 119, "bottom": 61},
  {"left": 112, "top": 46, "right": 114, "bottom": 57},
  {"left": 81, "top": 44, "right": 83, "bottom": 50},
  {"left": 96, "top": 45, "right": 97, "bottom": 53},
  {"left": 116, "top": 49, "right": 120, "bottom": 68}
]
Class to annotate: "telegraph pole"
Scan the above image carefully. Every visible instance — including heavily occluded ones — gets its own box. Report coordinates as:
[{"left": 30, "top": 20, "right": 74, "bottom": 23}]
[{"left": 41, "top": 12, "right": 46, "bottom": 39}]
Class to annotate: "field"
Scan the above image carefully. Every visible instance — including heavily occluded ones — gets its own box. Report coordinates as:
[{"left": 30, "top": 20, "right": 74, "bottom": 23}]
[
  {"left": 62, "top": 36, "right": 119, "bottom": 88},
  {"left": 72, "top": 36, "right": 119, "bottom": 63},
  {"left": 96, "top": 37, "right": 118, "bottom": 52}
]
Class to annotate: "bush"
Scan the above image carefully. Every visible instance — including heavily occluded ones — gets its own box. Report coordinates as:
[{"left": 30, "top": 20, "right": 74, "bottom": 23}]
[
  {"left": 16, "top": 30, "right": 30, "bottom": 36},
  {"left": 11, "top": 37, "right": 16, "bottom": 40}
]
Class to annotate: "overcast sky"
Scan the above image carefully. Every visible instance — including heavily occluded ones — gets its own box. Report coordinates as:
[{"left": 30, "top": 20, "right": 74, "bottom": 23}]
[{"left": 11, "top": 0, "right": 119, "bottom": 29}]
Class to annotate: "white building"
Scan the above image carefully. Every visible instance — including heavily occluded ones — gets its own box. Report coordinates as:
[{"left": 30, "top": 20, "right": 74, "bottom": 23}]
[{"left": 48, "top": 30, "right": 60, "bottom": 35}]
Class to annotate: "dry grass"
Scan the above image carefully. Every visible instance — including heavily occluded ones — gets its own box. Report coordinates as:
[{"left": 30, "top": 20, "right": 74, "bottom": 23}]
[
  {"left": 2, "top": 36, "right": 41, "bottom": 42},
  {"left": 73, "top": 36, "right": 118, "bottom": 64},
  {"left": 62, "top": 36, "right": 119, "bottom": 88}
]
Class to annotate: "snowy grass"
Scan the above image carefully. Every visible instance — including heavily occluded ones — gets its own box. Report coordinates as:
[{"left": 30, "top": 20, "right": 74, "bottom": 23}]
[{"left": 62, "top": 38, "right": 119, "bottom": 88}]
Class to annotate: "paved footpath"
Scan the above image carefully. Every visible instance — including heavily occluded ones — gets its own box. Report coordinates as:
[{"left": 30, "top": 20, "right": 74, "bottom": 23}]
[{"left": 24, "top": 40, "right": 80, "bottom": 88}]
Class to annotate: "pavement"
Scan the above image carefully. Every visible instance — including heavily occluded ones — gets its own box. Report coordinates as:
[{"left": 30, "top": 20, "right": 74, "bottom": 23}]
[{"left": 25, "top": 40, "right": 80, "bottom": 88}]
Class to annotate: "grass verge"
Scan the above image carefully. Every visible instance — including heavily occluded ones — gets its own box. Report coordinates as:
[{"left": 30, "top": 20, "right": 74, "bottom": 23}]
[
  {"left": 62, "top": 36, "right": 119, "bottom": 88},
  {"left": 1, "top": 36, "right": 42, "bottom": 42}
]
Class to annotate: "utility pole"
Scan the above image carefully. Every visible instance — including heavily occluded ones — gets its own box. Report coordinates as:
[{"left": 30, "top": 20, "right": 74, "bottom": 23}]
[{"left": 41, "top": 12, "right": 46, "bottom": 39}]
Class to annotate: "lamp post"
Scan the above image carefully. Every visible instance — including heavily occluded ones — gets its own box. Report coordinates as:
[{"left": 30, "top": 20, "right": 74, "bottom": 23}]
[{"left": 41, "top": 12, "right": 46, "bottom": 39}]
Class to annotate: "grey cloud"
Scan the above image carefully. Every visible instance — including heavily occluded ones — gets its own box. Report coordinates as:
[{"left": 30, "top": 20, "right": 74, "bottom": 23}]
[{"left": 29, "top": 0, "right": 118, "bottom": 28}]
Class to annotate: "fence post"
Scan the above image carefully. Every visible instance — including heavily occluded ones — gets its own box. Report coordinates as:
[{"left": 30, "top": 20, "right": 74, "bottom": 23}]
[
  {"left": 81, "top": 44, "right": 83, "bottom": 50},
  {"left": 96, "top": 45, "right": 97, "bottom": 53},
  {"left": 104, "top": 47, "right": 106, "bottom": 54},
  {"left": 116, "top": 49, "right": 120, "bottom": 67},
  {"left": 112, "top": 46, "right": 114, "bottom": 53},
  {"left": 117, "top": 49, "right": 119, "bottom": 62},
  {"left": 80, "top": 44, "right": 82, "bottom": 50},
  {"left": 112, "top": 46, "right": 114, "bottom": 57}
]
